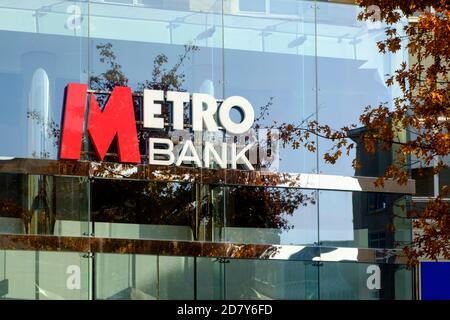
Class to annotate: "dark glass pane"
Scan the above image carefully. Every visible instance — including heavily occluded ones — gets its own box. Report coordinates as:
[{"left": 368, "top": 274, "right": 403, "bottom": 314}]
[
  {"left": 0, "top": 173, "right": 89, "bottom": 237},
  {"left": 412, "top": 167, "right": 435, "bottom": 197},
  {"left": 211, "top": 186, "right": 318, "bottom": 245},
  {"left": 91, "top": 179, "right": 195, "bottom": 240},
  {"left": 439, "top": 167, "right": 450, "bottom": 192}
]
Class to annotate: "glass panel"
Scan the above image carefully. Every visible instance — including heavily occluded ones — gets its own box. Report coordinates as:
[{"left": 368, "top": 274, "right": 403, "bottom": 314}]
[
  {"left": 0, "top": 250, "right": 90, "bottom": 300},
  {"left": 270, "top": 0, "right": 298, "bottom": 15},
  {"left": 239, "top": 0, "right": 266, "bottom": 12},
  {"left": 88, "top": 0, "right": 223, "bottom": 169},
  {"left": 223, "top": 0, "right": 317, "bottom": 174},
  {"left": 91, "top": 180, "right": 195, "bottom": 241},
  {"left": 319, "top": 190, "right": 411, "bottom": 249},
  {"left": 95, "top": 253, "right": 158, "bottom": 299},
  {"left": 159, "top": 255, "right": 195, "bottom": 299},
  {"left": 197, "top": 257, "right": 320, "bottom": 300},
  {"left": 0, "top": 173, "right": 90, "bottom": 237},
  {"left": 209, "top": 186, "right": 318, "bottom": 245},
  {"left": 439, "top": 167, "right": 450, "bottom": 193},
  {"left": 0, "top": 250, "right": 415, "bottom": 300},
  {"left": 95, "top": 253, "right": 194, "bottom": 300},
  {"left": 196, "top": 257, "right": 225, "bottom": 300},
  {"left": 319, "top": 262, "right": 413, "bottom": 300},
  {"left": 316, "top": 1, "right": 408, "bottom": 176},
  {"left": 223, "top": 259, "right": 318, "bottom": 300},
  {"left": 0, "top": 0, "right": 88, "bottom": 159},
  {"left": 412, "top": 167, "right": 435, "bottom": 197},
  {"left": 54, "top": 176, "right": 91, "bottom": 236}
]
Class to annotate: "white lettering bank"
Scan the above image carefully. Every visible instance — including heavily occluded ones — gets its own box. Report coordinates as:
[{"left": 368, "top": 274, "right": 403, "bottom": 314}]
[
  {"left": 60, "top": 84, "right": 279, "bottom": 170},
  {"left": 144, "top": 90, "right": 256, "bottom": 170}
]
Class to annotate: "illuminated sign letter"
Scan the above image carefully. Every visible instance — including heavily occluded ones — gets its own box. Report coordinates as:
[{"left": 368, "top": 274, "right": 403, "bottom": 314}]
[
  {"left": 59, "top": 83, "right": 88, "bottom": 160},
  {"left": 167, "top": 91, "right": 189, "bottom": 130},
  {"left": 60, "top": 83, "right": 140, "bottom": 163},
  {"left": 219, "top": 96, "right": 255, "bottom": 134},
  {"left": 149, "top": 138, "right": 175, "bottom": 166},
  {"left": 192, "top": 93, "right": 219, "bottom": 132},
  {"left": 143, "top": 89, "right": 165, "bottom": 129},
  {"left": 231, "top": 143, "right": 255, "bottom": 170},
  {"left": 204, "top": 142, "right": 227, "bottom": 169},
  {"left": 176, "top": 140, "right": 202, "bottom": 167}
]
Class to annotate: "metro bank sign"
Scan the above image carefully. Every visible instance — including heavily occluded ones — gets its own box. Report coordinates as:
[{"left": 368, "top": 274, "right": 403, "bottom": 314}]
[{"left": 59, "top": 83, "right": 261, "bottom": 170}]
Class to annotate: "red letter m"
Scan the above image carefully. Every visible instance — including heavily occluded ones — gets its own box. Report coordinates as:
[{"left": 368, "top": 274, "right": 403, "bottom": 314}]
[{"left": 59, "top": 83, "right": 140, "bottom": 163}]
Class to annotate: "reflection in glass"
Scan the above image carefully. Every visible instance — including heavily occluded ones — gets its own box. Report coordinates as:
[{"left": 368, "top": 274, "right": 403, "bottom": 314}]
[
  {"left": 319, "top": 190, "right": 411, "bottom": 249},
  {"left": 319, "top": 262, "right": 413, "bottom": 300},
  {"left": 0, "top": 1, "right": 88, "bottom": 159},
  {"left": 223, "top": 0, "right": 317, "bottom": 174},
  {"left": 0, "top": 250, "right": 89, "bottom": 300},
  {"left": 91, "top": 180, "right": 195, "bottom": 240},
  {"left": 316, "top": 2, "right": 408, "bottom": 176},
  {"left": 95, "top": 253, "right": 194, "bottom": 300},
  {"left": 223, "top": 259, "right": 318, "bottom": 300},
  {"left": 0, "top": 174, "right": 90, "bottom": 237},
  {"left": 209, "top": 186, "right": 317, "bottom": 245}
]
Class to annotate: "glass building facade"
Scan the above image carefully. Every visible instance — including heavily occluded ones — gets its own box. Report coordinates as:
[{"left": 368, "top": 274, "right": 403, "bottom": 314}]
[{"left": 0, "top": 0, "right": 415, "bottom": 299}]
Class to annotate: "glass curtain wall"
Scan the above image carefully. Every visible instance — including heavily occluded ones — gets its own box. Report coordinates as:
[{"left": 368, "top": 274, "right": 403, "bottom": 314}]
[
  {"left": 0, "top": 0, "right": 413, "bottom": 300},
  {"left": 0, "top": 250, "right": 412, "bottom": 300}
]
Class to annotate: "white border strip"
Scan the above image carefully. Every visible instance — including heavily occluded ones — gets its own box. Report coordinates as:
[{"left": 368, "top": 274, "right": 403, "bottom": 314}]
[{"left": 270, "top": 173, "right": 415, "bottom": 194}]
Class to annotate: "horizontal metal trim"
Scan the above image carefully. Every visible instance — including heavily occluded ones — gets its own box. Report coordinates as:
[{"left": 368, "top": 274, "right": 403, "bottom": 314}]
[
  {"left": 271, "top": 173, "right": 415, "bottom": 194},
  {"left": 0, "top": 234, "right": 407, "bottom": 264},
  {"left": 0, "top": 158, "right": 415, "bottom": 194},
  {"left": 412, "top": 196, "right": 450, "bottom": 201}
]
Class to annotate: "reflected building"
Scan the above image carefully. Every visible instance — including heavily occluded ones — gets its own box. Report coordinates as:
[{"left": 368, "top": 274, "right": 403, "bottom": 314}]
[
  {"left": 346, "top": 125, "right": 412, "bottom": 299},
  {"left": 348, "top": 125, "right": 411, "bottom": 251}
]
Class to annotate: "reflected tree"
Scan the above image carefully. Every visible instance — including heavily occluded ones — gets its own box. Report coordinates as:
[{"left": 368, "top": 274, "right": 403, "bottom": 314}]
[
  {"left": 90, "top": 43, "right": 129, "bottom": 92},
  {"left": 220, "top": 186, "right": 315, "bottom": 232},
  {"left": 278, "top": 1, "right": 450, "bottom": 262},
  {"left": 86, "top": 42, "right": 314, "bottom": 241},
  {"left": 26, "top": 111, "right": 60, "bottom": 159},
  {"left": 88, "top": 42, "right": 200, "bottom": 234},
  {"left": 0, "top": 42, "right": 317, "bottom": 242}
]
